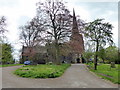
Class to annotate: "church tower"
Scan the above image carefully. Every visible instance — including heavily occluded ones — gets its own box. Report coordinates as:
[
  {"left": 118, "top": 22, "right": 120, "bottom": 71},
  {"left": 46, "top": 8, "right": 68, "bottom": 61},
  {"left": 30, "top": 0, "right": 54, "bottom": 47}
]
[{"left": 70, "top": 9, "right": 84, "bottom": 63}]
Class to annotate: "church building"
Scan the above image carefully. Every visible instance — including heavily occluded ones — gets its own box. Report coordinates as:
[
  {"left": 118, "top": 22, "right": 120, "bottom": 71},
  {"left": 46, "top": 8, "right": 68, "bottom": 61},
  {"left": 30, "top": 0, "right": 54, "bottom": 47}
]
[
  {"left": 21, "top": 9, "right": 85, "bottom": 64},
  {"left": 69, "top": 9, "right": 84, "bottom": 63}
]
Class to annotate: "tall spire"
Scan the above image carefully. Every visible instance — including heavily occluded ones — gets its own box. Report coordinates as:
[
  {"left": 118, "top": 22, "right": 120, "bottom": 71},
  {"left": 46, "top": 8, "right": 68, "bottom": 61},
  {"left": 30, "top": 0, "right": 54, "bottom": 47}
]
[{"left": 72, "top": 8, "right": 79, "bottom": 34}]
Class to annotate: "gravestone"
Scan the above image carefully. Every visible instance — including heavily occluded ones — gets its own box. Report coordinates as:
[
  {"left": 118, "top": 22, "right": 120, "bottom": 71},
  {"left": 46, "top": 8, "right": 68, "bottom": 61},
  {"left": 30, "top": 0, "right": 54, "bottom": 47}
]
[{"left": 111, "top": 62, "right": 116, "bottom": 68}]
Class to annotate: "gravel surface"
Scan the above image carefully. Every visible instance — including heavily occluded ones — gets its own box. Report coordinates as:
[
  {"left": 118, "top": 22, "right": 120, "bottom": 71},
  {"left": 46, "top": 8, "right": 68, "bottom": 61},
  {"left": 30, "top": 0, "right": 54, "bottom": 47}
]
[{"left": 2, "top": 64, "right": 118, "bottom": 88}]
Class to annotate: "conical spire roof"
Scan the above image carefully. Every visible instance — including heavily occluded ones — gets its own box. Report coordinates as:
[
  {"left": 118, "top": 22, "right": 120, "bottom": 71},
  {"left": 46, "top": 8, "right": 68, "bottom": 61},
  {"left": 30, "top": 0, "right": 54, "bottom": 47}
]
[{"left": 72, "top": 9, "right": 79, "bottom": 34}]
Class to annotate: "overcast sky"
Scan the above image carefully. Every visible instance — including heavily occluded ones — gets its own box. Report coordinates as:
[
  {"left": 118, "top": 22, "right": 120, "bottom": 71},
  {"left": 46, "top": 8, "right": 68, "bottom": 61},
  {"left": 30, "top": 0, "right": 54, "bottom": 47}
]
[{"left": 0, "top": 0, "right": 119, "bottom": 60}]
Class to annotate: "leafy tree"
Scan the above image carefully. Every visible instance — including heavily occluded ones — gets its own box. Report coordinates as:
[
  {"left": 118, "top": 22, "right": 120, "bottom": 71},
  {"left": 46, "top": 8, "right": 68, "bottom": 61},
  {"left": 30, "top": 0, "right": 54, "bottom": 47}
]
[
  {"left": 83, "top": 51, "right": 93, "bottom": 63},
  {"left": 98, "top": 47, "right": 106, "bottom": 63},
  {"left": 0, "top": 16, "right": 10, "bottom": 64},
  {"left": 84, "top": 19, "right": 113, "bottom": 70},
  {"left": 118, "top": 48, "right": 120, "bottom": 64},
  {"left": 105, "top": 46, "right": 119, "bottom": 63},
  {"left": 1, "top": 43, "right": 14, "bottom": 64},
  {"left": 36, "top": 0, "right": 72, "bottom": 64}
]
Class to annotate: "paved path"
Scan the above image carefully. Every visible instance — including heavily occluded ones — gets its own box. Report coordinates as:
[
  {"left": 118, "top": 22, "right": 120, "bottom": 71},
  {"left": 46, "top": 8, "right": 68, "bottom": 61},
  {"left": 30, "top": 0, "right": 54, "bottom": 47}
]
[
  {"left": 2, "top": 64, "right": 118, "bottom": 88},
  {"left": 0, "top": 68, "right": 2, "bottom": 89}
]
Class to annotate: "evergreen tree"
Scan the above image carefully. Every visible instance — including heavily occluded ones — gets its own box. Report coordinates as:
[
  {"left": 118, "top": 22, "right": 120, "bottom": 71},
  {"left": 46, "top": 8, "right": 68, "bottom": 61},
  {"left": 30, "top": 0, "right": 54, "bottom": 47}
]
[{"left": 1, "top": 43, "right": 14, "bottom": 64}]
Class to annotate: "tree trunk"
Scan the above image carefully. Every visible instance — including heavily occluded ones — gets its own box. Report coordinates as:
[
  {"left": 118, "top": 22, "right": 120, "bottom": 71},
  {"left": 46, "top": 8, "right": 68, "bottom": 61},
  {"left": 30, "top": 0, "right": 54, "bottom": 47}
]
[
  {"left": 94, "top": 41, "right": 99, "bottom": 70},
  {"left": 94, "top": 54, "right": 98, "bottom": 70},
  {"left": 54, "top": 39, "right": 61, "bottom": 65},
  {"left": 55, "top": 43, "right": 60, "bottom": 65}
]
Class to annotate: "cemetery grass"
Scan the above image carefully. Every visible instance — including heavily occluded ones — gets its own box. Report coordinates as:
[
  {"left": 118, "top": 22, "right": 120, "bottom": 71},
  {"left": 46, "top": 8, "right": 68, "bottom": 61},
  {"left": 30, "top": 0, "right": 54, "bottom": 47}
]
[
  {"left": 0, "top": 64, "right": 23, "bottom": 67},
  {"left": 87, "top": 63, "right": 119, "bottom": 84},
  {"left": 14, "top": 64, "right": 71, "bottom": 78}
]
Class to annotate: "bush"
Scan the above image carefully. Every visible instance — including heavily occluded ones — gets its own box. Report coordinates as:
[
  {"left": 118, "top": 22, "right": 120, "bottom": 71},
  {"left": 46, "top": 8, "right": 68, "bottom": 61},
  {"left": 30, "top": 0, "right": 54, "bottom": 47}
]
[{"left": 14, "top": 64, "right": 71, "bottom": 78}]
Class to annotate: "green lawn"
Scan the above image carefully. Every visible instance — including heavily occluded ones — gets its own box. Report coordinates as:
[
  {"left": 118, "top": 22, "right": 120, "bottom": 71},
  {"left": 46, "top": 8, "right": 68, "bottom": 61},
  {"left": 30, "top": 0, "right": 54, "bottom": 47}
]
[
  {"left": 0, "top": 64, "right": 23, "bottom": 67},
  {"left": 86, "top": 63, "right": 119, "bottom": 84},
  {"left": 14, "top": 64, "right": 71, "bottom": 78}
]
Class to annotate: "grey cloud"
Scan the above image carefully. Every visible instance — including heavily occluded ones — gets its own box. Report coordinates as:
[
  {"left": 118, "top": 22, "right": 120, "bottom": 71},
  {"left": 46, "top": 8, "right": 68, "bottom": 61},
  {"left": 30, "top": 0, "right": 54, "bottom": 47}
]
[{"left": 75, "top": 2, "right": 118, "bottom": 21}]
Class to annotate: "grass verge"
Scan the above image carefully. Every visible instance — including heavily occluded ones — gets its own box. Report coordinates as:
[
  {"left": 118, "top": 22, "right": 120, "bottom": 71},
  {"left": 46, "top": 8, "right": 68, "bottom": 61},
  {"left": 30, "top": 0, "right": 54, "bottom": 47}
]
[
  {"left": 14, "top": 64, "right": 71, "bottom": 78},
  {"left": 0, "top": 64, "right": 23, "bottom": 67},
  {"left": 86, "top": 63, "right": 119, "bottom": 84}
]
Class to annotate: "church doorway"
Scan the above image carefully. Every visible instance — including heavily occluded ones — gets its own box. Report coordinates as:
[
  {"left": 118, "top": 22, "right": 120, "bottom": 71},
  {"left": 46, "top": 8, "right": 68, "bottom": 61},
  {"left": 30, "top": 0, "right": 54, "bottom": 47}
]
[{"left": 76, "top": 58, "right": 81, "bottom": 63}]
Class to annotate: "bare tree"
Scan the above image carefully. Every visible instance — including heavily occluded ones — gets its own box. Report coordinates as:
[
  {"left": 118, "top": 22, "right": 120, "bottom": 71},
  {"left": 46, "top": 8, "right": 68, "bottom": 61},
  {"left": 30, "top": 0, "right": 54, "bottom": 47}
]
[
  {"left": 20, "top": 17, "right": 46, "bottom": 47},
  {"left": 0, "top": 16, "right": 7, "bottom": 42},
  {"left": 19, "top": 16, "right": 46, "bottom": 61},
  {"left": 36, "top": 0, "right": 72, "bottom": 64}
]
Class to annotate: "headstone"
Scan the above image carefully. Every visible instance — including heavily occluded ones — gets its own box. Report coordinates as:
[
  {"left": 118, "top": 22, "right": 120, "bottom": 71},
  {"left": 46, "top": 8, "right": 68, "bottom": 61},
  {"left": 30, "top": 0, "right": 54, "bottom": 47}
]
[{"left": 111, "top": 62, "right": 116, "bottom": 68}]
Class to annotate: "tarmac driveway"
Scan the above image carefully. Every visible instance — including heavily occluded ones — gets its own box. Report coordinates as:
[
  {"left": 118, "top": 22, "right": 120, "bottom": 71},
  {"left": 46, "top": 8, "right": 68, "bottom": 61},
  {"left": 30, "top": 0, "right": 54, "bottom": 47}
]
[{"left": 2, "top": 64, "right": 118, "bottom": 88}]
